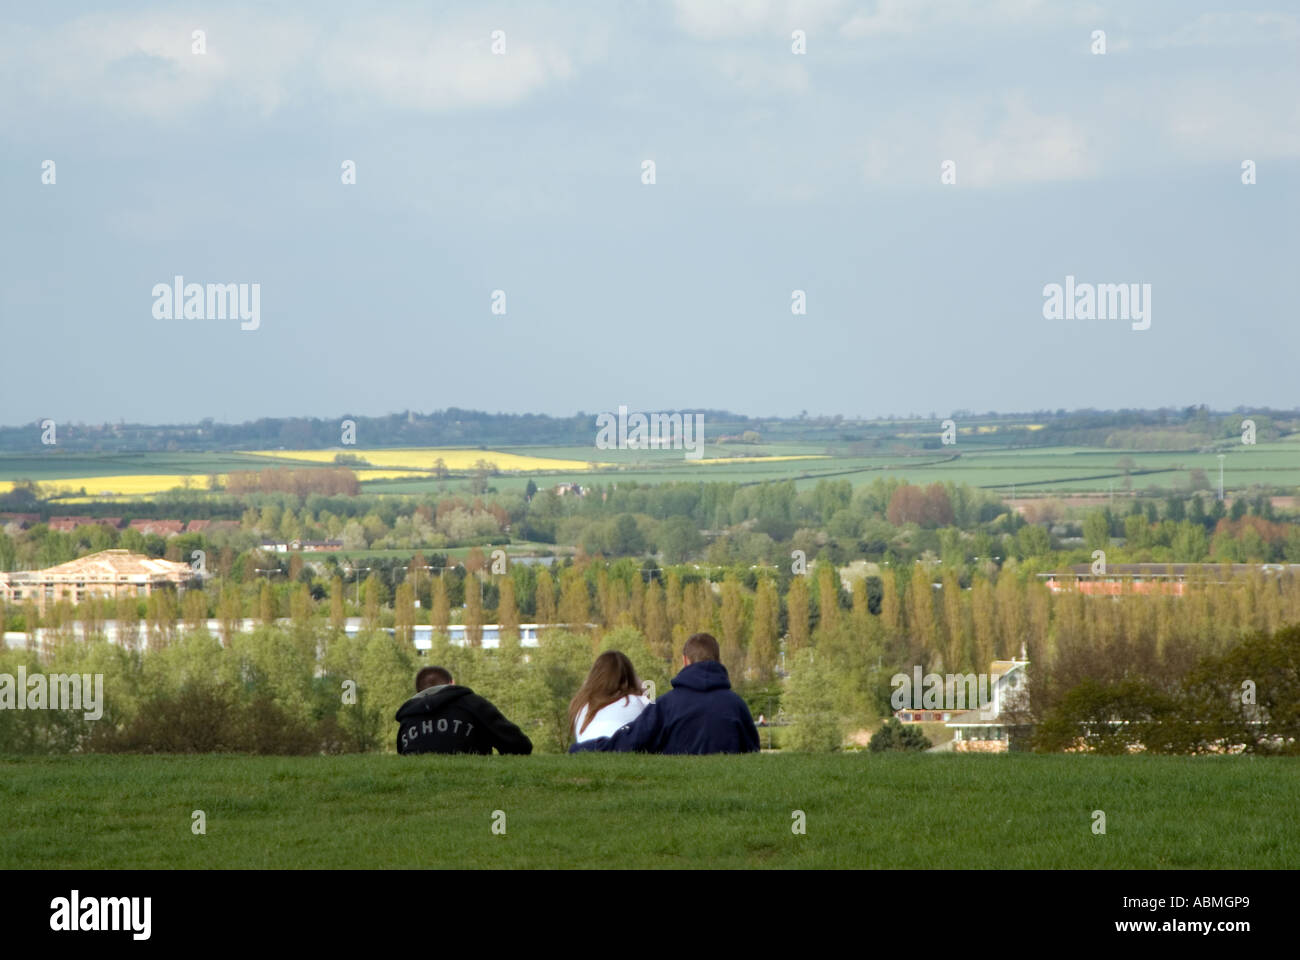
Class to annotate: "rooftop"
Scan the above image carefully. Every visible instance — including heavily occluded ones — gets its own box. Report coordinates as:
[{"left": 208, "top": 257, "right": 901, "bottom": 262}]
[{"left": 0, "top": 549, "right": 195, "bottom": 582}]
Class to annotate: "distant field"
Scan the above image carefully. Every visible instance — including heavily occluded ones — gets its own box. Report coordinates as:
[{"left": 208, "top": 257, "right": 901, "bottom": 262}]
[
  {"left": 1, "top": 754, "right": 1294, "bottom": 869},
  {"left": 1, "top": 439, "right": 1294, "bottom": 501},
  {"left": 240, "top": 447, "right": 606, "bottom": 472}
]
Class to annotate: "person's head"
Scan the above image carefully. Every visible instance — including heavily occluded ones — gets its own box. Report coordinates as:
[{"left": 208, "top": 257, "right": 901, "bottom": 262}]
[
  {"left": 415, "top": 665, "right": 453, "bottom": 692},
  {"left": 568, "top": 650, "right": 643, "bottom": 736},
  {"left": 682, "top": 632, "right": 720, "bottom": 667}
]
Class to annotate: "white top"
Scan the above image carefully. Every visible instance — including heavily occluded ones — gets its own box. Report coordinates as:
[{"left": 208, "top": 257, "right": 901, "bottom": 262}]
[{"left": 573, "top": 694, "right": 651, "bottom": 743}]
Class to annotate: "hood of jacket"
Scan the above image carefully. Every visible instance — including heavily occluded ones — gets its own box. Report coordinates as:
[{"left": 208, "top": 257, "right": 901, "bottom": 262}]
[
  {"left": 670, "top": 660, "right": 732, "bottom": 693},
  {"left": 395, "top": 684, "right": 475, "bottom": 721}
]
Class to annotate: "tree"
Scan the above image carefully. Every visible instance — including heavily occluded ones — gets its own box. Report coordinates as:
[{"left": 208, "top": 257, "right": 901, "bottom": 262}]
[
  {"left": 786, "top": 576, "right": 810, "bottom": 653},
  {"left": 815, "top": 563, "right": 839, "bottom": 634},
  {"left": 1083, "top": 511, "right": 1110, "bottom": 551},
  {"left": 610, "top": 514, "right": 646, "bottom": 556},
  {"left": 259, "top": 580, "right": 277, "bottom": 625},
  {"left": 749, "top": 577, "right": 779, "bottom": 682},
  {"left": 643, "top": 579, "right": 670, "bottom": 660},
  {"left": 497, "top": 576, "right": 520, "bottom": 652},
  {"left": 329, "top": 576, "right": 345, "bottom": 632},
  {"left": 183, "top": 589, "right": 208, "bottom": 631},
  {"left": 970, "top": 575, "right": 997, "bottom": 670},
  {"left": 993, "top": 569, "right": 1022, "bottom": 661},
  {"left": 430, "top": 572, "right": 451, "bottom": 636},
  {"left": 868, "top": 718, "right": 932, "bottom": 752},
  {"left": 719, "top": 574, "right": 745, "bottom": 678},
  {"left": 558, "top": 569, "right": 590, "bottom": 629},
  {"left": 658, "top": 516, "right": 702, "bottom": 563},
  {"left": 464, "top": 574, "right": 483, "bottom": 647},
  {"left": 362, "top": 573, "right": 381, "bottom": 631},
  {"left": 904, "top": 570, "right": 936, "bottom": 664},
  {"left": 393, "top": 582, "right": 415, "bottom": 647},
  {"left": 782, "top": 649, "right": 841, "bottom": 752},
  {"left": 535, "top": 567, "right": 557, "bottom": 627}
]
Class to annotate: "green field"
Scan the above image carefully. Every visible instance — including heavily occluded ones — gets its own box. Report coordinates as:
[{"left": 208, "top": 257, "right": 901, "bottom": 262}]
[
  {"left": 2, "top": 754, "right": 1295, "bottom": 869},
  {"left": 3, "top": 438, "right": 1296, "bottom": 500}
]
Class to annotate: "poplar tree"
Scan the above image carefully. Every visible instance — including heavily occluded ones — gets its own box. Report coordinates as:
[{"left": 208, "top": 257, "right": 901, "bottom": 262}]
[
  {"left": 329, "top": 576, "right": 345, "bottom": 632},
  {"left": 971, "top": 575, "right": 997, "bottom": 671},
  {"left": 535, "top": 567, "right": 557, "bottom": 628},
  {"left": 643, "top": 579, "right": 670, "bottom": 661},
  {"left": 464, "top": 574, "right": 483, "bottom": 647},
  {"left": 815, "top": 563, "right": 839, "bottom": 634},
  {"left": 904, "top": 571, "right": 936, "bottom": 666},
  {"left": 786, "top": 575, "right": 810, "bottom": 653},
  {"left": 719, "top": 574, "right": 746, "bottom": 679},
  {"left": 431, "top": 573, "right": 450, "bottom": 635},
  {"left": 394, "top": 582, "right": 415, "bottom": 647},
  {"left": 362, "top": 573, "right": 380, "bottom": 631},
  {"left": 497, "top": 576, "right": 521, "bottom": 651},
  {"left": 749, "top": 577, "right": 779, "bottom": 682}
]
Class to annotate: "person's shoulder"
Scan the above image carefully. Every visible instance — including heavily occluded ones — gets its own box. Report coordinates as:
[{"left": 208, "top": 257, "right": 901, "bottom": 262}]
[{"left": 722, "top": 689, "right": 753, "bottom": 712}]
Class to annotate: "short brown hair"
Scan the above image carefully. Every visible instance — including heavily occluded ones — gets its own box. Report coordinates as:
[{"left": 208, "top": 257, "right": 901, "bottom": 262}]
[
  {"left": 416, "top": 666, "right": 453, "bottom": 691},
  {"left": 682, "top": 632, "right": 720, "bottom": 663}
]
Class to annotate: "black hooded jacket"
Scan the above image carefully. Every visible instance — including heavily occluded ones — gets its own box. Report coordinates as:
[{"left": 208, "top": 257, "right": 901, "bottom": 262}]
[{"left": 395, "top": 685, "right": 533, "bottom": 755}]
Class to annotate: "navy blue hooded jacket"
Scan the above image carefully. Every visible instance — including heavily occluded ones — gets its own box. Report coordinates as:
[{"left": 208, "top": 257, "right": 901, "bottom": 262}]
[{"left": 569, "top": 660, "right": 760, "bottom": 755}]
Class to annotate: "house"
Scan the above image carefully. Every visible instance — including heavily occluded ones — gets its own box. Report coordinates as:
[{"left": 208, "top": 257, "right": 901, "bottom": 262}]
[
  {"left": 301, "top": 540, "right": 343, "bottom": 552},
  {"left": 128, "top": 519, "right": 185, "bottom": 537},
  {"left": 47, "top": 516, "right": 124, "bottom": 532},
  {"left": 47, "top": 516, "right": 96, "bottom": 532},
  {"left": 1040, "top": 562, "right": 1300, "bottom": 597},
  {"left": 185, "top": 519, "right": 240, "bottom": 534},
  {"left": 0, "top": 549, "right": 196, "bottom": 614},
  {"left": 942, "top": 658, "right": 1032, "bottom": 753},
  {"left": 0, "top": 513, "right": 41, "bottom": 529},
  {"left": 261, "top": 538, "right": 344, "bottom": 553}
]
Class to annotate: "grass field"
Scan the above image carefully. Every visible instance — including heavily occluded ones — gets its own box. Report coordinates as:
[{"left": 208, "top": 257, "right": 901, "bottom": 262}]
[{"left": 2, "top": 755, "right": 1295, "bottom": 869}]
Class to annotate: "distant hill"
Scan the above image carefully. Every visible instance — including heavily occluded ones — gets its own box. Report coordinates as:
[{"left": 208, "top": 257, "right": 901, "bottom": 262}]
[{"left": 0, "top": 405, "right": 1293, "bottom": 453}]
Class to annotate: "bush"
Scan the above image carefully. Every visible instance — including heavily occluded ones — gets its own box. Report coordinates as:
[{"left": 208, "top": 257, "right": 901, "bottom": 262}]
[{"left": 868, "top": 718, "right": 932, "bottom": 752}]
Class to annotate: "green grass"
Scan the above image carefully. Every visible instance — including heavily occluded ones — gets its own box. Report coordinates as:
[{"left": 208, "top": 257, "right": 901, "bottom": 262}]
[{"left": 2, "top": 754, "right": 1295, "bottom": 869}]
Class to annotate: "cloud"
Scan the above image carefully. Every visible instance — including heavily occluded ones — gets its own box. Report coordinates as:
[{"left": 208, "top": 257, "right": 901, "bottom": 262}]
[
  {"left": 839, "top": 0, "right": 1091, "bottom": 38},
  {"left": 672, "top": 0, "right": 850, "bottom": 40},
  {"left": 0, "top": 6, "right": 604, "bottom": 125},
  {"left": 712, "top": 50, "right": 811, "bottom": 94},
  {"left": 1153, "top": 12, "right": 1300, "bottom": 48},
  {"left": 860, "top": 93, "right": 1097, "bottom": 188}
]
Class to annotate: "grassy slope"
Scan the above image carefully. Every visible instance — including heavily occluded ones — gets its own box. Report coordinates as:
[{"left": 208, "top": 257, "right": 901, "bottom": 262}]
[{"left": 2, "top": 754, "right": 1296, "bottom": 869}]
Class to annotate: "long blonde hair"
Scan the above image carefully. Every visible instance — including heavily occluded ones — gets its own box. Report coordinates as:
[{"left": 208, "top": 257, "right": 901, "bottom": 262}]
[{"left": 568, "top": 651, "right": 642, "bottom": 736}]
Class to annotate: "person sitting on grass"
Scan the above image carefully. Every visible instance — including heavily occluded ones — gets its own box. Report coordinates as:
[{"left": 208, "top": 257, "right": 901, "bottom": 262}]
[
  {"left": 569, "top": 633, "right": 760, "bottom": 755},
  {"left": 395, "top": 665, "right": 532, "bottom": 755},
  {"left": 569, "top": 650, "right": 652, "bottom": 747}
]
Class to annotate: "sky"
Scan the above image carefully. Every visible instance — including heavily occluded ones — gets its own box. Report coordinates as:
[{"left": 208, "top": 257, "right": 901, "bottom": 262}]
[{"left": 1, "top": 0, "right": 1297, "bottom": 427}]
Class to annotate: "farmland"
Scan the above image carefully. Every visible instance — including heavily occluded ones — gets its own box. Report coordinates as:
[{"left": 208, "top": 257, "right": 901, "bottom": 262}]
[{"left": 2, "top": 435, "right": 1294, "bottom": 501}]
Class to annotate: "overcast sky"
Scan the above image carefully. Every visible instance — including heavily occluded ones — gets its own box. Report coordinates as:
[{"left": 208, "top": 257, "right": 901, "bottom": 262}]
[{"left": 1, "top": 0, "right": 1296, "bottom": 427}]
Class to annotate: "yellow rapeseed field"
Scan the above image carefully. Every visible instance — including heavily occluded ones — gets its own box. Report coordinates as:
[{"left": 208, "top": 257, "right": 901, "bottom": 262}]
[{"left": 0, "top": 475, "right": 214, "bottom": 497}]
